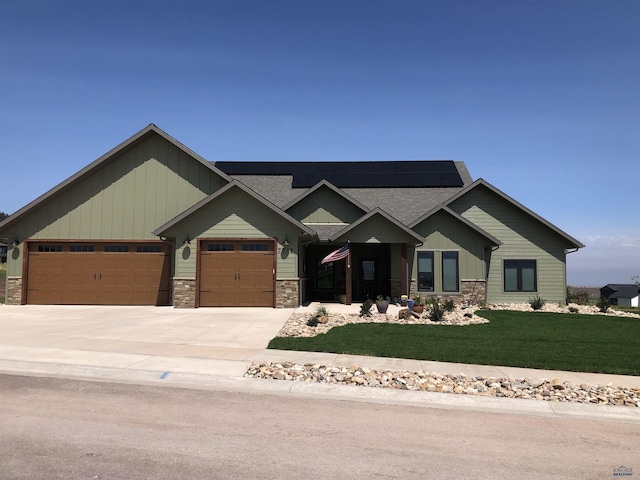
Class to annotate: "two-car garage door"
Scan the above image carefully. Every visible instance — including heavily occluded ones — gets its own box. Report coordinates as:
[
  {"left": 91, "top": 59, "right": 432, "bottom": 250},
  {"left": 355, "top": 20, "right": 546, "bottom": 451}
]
[{"left": 26, "top": 241, "right": 171, "bottom": 305}]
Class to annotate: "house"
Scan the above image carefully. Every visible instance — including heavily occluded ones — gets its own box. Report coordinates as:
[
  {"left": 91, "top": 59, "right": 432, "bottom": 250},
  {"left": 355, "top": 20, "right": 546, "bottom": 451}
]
[
  {"left": 600, "top": 284, "right": 640, "bottom": 307},
  {"left": 0, "top": 124, "right": 584, "bottom": 308}
]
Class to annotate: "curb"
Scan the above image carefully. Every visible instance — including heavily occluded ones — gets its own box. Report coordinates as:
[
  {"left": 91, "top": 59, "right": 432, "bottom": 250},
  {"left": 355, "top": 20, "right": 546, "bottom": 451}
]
[{"left": 2, "top": 359, "right": 639, "bottom": 424}]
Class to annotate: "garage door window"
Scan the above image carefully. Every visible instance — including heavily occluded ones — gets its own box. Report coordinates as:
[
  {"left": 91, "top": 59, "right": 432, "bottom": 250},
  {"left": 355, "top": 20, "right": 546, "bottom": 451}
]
[
  {"left": 38, "top": 245, "right": 62, "bottom": 252},
  {"left": 208, "top": 243, "right": 234, "bottom": 251},
  {"left": 242, "top": 243, "right": 269, "bottom": 251},
  {"left": 104, "top": 245, "right": 129, "bottom": 253},
  {"left": 70, "top": 245, "right": 94, "bottom": 252},
  {"left": 136, "top": 245, "right": 162, "bottom": 253}
]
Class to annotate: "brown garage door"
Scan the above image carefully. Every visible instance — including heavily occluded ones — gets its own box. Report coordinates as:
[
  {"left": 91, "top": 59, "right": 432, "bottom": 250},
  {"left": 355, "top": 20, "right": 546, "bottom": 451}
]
[
  {"left": 199, "top": 240, "right": 275, "bottom": 307},
  {"left": 26, "top": 242, "right": 171, "bottom": 305}
]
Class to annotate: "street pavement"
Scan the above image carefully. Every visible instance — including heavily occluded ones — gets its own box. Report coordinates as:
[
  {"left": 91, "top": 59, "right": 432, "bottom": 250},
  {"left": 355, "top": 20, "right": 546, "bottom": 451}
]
[{"left": 1, "top": 303, "right": 639, "bottom": 423}]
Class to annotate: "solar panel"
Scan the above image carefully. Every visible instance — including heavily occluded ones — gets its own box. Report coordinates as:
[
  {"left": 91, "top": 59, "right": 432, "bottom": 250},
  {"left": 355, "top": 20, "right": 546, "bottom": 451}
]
[{"left": 215, "top": 161, "right": 464, "bottom": 188}]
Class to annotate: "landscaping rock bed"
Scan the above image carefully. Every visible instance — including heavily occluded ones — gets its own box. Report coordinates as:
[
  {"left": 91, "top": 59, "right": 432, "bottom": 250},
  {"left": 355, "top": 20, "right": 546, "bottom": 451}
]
[{"left": 246, "top": 362, "right": 640, "bottom": 408}]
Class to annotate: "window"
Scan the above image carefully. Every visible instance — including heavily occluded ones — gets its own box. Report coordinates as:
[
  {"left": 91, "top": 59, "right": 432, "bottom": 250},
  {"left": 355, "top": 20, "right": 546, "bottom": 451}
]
[
  {"left": 70, "top": 245, "right": 94, "bottom": 252},
  {"left": 242, "top": 243, "right": 268, "bottom": 252},
  {"left": 208, "top": 243, "right": 234, "bottom": 251},
  {"left": 417, "top": 252, "right": 434, "bottom": 291},
  {"left": 504, "top": 260, "right": 537, "bottom": 292},
  {"left": 104, "top": 245, "right": 129, "bottom": 253},
  {"left": 442, "top": 251, "right": 459, "bottom": 292},
  {"left": 136, "top": 245, "right": 162, "bottom": 253},
  {"left": 38, "top": 245, "right": 62, "bottom": 252}
]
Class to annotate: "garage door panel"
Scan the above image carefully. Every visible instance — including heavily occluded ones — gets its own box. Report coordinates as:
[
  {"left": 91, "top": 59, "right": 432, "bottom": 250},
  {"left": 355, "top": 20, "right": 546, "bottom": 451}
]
[{"left": 199, "top": 241, "right": 275, "bottom": 307}]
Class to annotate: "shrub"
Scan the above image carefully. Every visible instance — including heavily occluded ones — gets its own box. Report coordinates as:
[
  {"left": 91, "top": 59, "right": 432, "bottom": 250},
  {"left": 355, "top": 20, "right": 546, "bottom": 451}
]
[
  {"left": 596, "top": 297, "right": 610, "bottom": 313},
  {"left": 306, "top": 316, "right": 319, "bottom": 327},
  {"left": 360, "top": 298, "right": 374, "bottom": 317},
  {"left": 568, "top": 290, "right": 591, "bottom": 305},
  {"left": 529, "top": 295, "right": 546, "bottom": 310},
  {"left": 427, "top": 297, "right": 446, "bottom": 322},
  {"left": 443, "top": 299, "right": 455, "bottom": 312},
  {"left": 569, "top": 306, "right": 579, "bottom": 313},
  {"left": 316, "top": 305, "right": 328, "bottom": 317}
]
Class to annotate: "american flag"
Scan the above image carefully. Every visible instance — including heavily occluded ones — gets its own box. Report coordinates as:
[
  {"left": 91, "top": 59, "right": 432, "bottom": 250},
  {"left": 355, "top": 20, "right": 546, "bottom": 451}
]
[{"left": 321, "top": 244, "right": 350, "bottom": 264}]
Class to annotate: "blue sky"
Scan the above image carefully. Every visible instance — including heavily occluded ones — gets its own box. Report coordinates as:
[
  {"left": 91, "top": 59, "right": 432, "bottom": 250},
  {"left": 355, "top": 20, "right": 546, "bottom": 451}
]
[{"left": 1, "top": 0, "right": 638, "bottom": 286}]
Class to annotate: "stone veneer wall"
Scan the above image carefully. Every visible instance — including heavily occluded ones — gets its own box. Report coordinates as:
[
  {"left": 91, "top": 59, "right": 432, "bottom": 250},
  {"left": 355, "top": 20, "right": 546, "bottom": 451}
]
[
  {"left": 6, "top": 277, "right": 22, "bottom": 305},
  {"left": 276, "top": 279, "right": 299, "bottom": 308},
  {"left": 460, "top": 279, "right": 487, "bottom": 305},
  {"left": 172, "top": 278, "right": 196, "bottom": 308}
]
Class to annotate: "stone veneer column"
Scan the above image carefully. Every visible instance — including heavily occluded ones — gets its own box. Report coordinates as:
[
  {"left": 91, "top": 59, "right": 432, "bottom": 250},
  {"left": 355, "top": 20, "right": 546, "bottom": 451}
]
[
  {"left": 172, "top": 278, "right": 196, "bottom": 308},
  {"left": 6, "top": 277, "right": 23, "bottom": 305},
  {"left": 276, "top": 279, "right": 299, "bottom": 308},
  {"left": 461, "top": 280, "right": 487, "bottom": 305}
]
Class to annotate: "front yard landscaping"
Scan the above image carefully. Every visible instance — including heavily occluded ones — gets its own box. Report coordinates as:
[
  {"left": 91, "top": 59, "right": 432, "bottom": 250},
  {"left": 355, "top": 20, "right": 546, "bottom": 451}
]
[{"left": 268, "top": 309, "right": 640, "bottom": 376}]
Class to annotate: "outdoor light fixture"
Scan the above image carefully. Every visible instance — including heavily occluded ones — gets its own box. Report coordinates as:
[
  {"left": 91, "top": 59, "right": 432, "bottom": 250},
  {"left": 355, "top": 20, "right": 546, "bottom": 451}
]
[
  {"left": 11, "top": 238, "right": 19, "bottom": 247},
  {"left": 183, "top": 236, "right": 191, "bottom": 245},
  {"left": 282, "top": 236, "right": 290, "bottom": 248}
]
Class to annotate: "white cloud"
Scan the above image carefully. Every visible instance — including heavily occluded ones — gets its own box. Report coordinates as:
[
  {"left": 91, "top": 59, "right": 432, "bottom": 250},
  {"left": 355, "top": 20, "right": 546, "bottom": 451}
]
[{"left": 567, "top": 235, "right": 640, "bottom": 286}]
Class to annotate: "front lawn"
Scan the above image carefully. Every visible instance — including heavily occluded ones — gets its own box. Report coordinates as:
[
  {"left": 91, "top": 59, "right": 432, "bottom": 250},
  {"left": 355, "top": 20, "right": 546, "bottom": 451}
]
[{"left": 268, "top": 310, "right": 640, "bottom": 376}]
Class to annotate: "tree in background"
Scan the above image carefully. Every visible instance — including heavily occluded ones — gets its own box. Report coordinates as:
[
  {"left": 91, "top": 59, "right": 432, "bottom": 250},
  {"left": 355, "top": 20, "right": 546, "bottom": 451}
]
[{"left": 0, "top": 212, "right": 8, "bottom": 221}]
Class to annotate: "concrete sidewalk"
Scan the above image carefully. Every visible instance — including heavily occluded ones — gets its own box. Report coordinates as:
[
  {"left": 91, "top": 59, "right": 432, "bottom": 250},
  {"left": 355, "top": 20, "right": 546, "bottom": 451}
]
[{"left": 1, "top": 304, "right": 639, "bottom": 423}]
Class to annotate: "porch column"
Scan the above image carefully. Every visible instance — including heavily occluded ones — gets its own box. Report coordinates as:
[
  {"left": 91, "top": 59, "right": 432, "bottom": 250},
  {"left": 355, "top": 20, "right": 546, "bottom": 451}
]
[
  {"left": 345, "top": 248, "right": 352, "bottom": 305},
  {"left": 401, "top": 243, "right": 408, "bottom": 296}
]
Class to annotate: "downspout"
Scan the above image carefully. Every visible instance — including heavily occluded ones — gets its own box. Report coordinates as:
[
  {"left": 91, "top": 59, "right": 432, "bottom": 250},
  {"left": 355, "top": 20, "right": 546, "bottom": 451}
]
[{"left": 564, "top": 248, "right": 580, "bottom": 304}]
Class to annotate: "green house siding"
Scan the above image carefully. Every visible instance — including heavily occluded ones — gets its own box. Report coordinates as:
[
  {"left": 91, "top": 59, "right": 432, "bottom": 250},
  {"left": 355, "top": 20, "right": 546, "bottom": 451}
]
[
  {"left": 163, "top": 188, "right": 299, "bottom": 279},
  {"left": 411, "top": 210, "right": 488, "bottom": 293},
  {"left": 287, "top": 187, "right": 364, "bottom": 224},
  {"left": 449, "top": 186, "right": 568, "bottom": 304},
  {"left": 2, "top": 134, "right": 227, "bottom": 277},
  {"left": 333, "top": 215, "right": 418, "bottom": 244}
]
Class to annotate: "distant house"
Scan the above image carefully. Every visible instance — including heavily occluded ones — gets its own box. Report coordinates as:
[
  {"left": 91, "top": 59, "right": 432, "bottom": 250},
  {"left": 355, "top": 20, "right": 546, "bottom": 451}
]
[
  {"left": 600, "top": 284, "right": 640, "bottom": 307},
  {"left": 0, "top": 242, "right": 7, "bottom": 263},
  {"left": 0, "top": 124, "right": 584, "bottom": 308}
]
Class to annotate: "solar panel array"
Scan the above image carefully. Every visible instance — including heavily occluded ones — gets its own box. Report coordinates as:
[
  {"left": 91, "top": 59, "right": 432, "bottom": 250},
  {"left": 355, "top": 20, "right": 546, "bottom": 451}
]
[{"left": 215, "top": 161, "right": 463, "bottom": 188}]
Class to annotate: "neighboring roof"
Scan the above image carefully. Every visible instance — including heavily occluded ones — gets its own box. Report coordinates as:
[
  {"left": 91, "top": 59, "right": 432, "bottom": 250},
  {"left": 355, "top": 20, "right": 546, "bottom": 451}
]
[
  {"left": 153, "top": 180, "right": 316, "bottom": 237},
  {"left": 329, "top": 207, "right": 425, "bottom": 244},
  {"left": 600, "top": 284, "right": 640, "bottom": 298},
  {"left": 409, "top": 205, "right": 502, "bottom": 246},
  {"left": 0, "top": 124, "right": 232, "bottom": 233},
  {"left": 215, "top": 160, "right": 464, "bottom": 188},
  {"left": 281, "top": 179, "right": 369, "bottom": 213},
  {"left": 444, "top": 179, "right": 585, "bottom": 249}
]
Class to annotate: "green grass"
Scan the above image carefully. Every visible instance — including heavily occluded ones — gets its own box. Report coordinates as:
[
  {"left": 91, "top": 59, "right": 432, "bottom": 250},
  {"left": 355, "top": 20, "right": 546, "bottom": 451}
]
[{"left": 268, "top": 310, "right": 640, "bottom": 375}]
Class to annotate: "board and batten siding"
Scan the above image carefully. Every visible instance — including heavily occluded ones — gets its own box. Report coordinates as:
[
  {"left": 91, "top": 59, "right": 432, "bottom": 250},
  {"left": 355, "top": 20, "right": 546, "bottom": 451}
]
[
  {"left": 448, "top": 186, "right": 569, "bottom": 304},
  {"left": 4, "top": 134, "right": 227, "bottom": 277},
  {"left": 411, "top": 209, "right": 489, "bottom": 293},
  {"left": 286, "top": 187, "right": 364, "bottom": 224},
  {"left": 163, "top": 188, "right": 300, "bottom": 279}
]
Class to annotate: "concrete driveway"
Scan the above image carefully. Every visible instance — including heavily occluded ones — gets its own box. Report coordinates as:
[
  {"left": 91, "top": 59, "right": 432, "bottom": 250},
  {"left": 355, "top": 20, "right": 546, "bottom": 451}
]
[{"left": 0, "top": 305, "right": 293, "bottom": 378}]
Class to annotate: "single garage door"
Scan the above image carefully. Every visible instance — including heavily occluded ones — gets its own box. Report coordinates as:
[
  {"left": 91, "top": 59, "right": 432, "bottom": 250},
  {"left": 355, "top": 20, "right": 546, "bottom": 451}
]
[
  {"left": 26, "top": 241, "right": 171, "bottom": 305},
  {"left": 199, "top": 239, "right": 275, "bottom": 307}
]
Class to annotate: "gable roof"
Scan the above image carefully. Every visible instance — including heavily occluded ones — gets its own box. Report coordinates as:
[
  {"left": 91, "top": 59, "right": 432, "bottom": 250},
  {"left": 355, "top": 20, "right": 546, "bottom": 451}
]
[
  {"left": 409, "top": 204, "right": 502, "bottom": 246},
  {"left": 281, "top": 179, "right": 369, "bottom": 213},
  {"left": 329, "top": 207, "right": 425, "bottom": 244},
  {"left": 600, "top": 284, "right": 640, "bottom": 298},
  {"left": 0, "top": 124, "right": 232, "bottom": 233},
  {"left": 154, "top": 180, "right": 316, "bottom": 237},
  {"left": 444, "top": 179, "right": 585, "bottom": 249}
]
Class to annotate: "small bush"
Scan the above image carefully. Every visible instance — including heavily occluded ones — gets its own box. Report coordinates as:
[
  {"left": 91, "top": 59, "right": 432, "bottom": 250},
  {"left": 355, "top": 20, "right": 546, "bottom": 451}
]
[
  {"left": 306, "top": 316, "right": 320, "bottom": 327},
  {"left": 316, "top": 305, "right": 328, "bottom": 317},
  {"left": 596, "top": 297, "right": 610, "bottom": 313},
  {"left": 464, "top": 312, "right": 473, "bottom": 318},
  {"left": 529, "top": 295, "right": 546, "bottom": 310},
  {"left": 568, "top": 290, "right": 591, "bottom": 305},
  {"left": 443, "top": 299, "right": 455, "bottom": 312},
  {"left": 569, "top": 306, "right": 579, "bottom": 313},
  {"left": 360, "top": 298, "right": 374, "bottom": 317},
  {"left": 427, "top": 298, "right": 446, "bottom": 322}
]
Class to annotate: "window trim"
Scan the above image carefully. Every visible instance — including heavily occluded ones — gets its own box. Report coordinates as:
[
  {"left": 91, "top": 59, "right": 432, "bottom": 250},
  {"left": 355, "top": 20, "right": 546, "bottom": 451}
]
[
  {"left": 503, "top": 259, "right": 538, "bottom": 292},
  {"left": 417, "top": 251, "right": 435, "bottom": 292}
]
